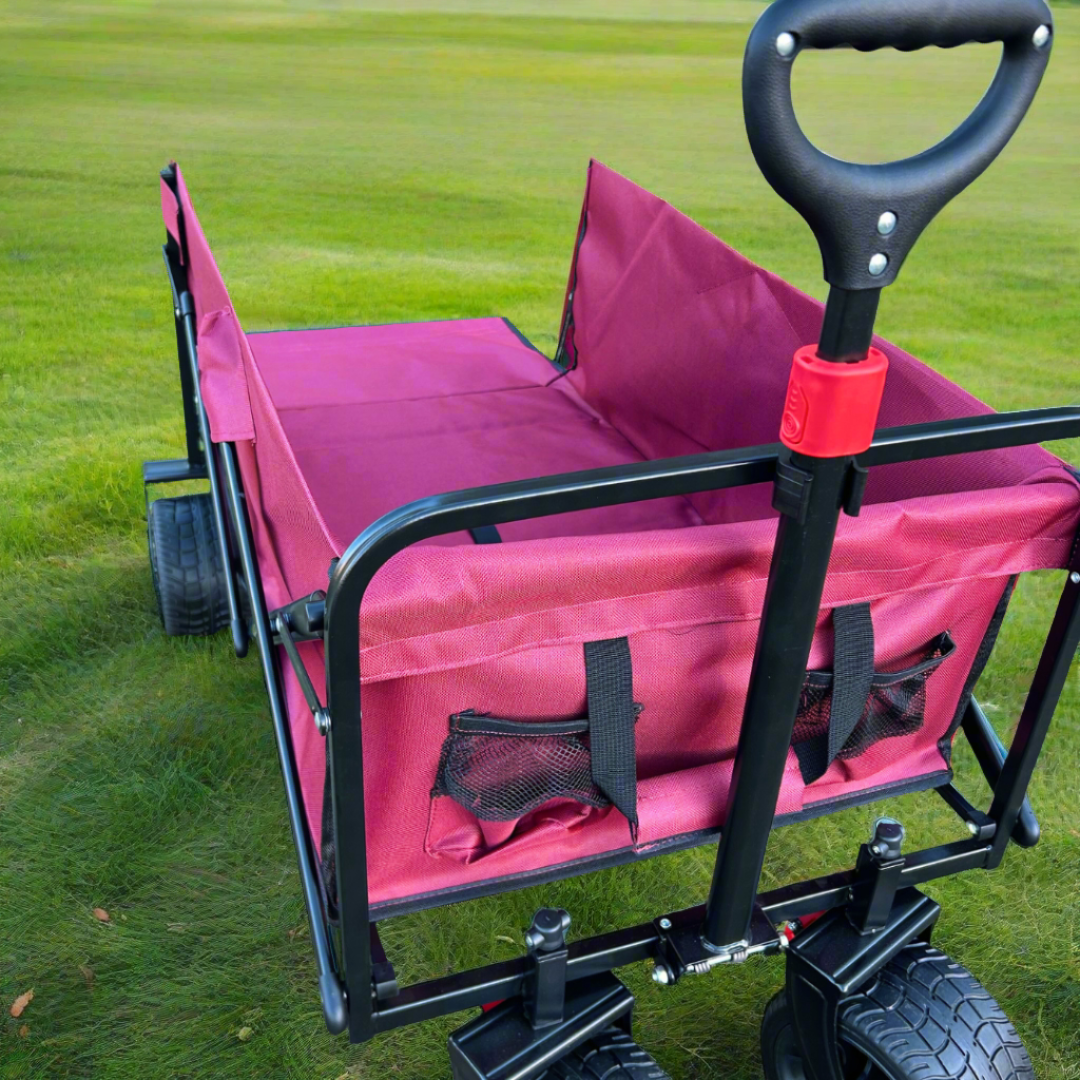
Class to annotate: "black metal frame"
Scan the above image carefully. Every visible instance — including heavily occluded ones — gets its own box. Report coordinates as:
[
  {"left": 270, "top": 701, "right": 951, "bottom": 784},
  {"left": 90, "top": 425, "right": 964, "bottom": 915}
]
[{"left": 147, "top": 178, "right": 1080, "bottom": 1054}]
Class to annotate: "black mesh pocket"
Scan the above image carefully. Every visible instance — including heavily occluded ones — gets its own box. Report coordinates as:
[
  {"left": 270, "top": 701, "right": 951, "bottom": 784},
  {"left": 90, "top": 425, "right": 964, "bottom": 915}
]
[
  {"left": 794, "top": 631, "right": 955, "bottom": 783},
  {"left": 434, "top": 710, "right": 637, "bottom": 822}
]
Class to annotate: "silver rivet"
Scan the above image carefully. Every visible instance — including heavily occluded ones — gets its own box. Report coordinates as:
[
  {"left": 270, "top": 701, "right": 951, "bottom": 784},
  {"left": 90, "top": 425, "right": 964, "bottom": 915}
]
[
  {"left": 1070, "top": 571, "right": 1080, "bottom": 585},
  {"left": 776, "top": 32, "right": 796, "bottom": 57},
  {"left": 659, "top": 917, "right": 672, "bottom": 931},
  {"left": 1033, "top": 24, "right": 1051, "bottom": 48},
  {"left": 967, "top": 821, "right": 980, "bottom": 836},
  {"left": 652, "top": 963, "right": 673, "bottom": 986},
  {"left": 877, "top": 211, "right": 897, "bottom": 236},
  {"left": 868, "top": 253, "right": 888, "bottom": 276}
]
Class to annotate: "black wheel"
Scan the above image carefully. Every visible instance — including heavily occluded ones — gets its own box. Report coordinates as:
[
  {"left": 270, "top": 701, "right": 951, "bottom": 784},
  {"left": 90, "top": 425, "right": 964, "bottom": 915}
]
[
  {"left": 147, "top": 494, "right": 229, "bottom": 637},
  {"left": 542, "top": 1026, "right": 669, "bottom": 1079},
  {"left": 762, "top": 942, "right": 1033, "bottom": 1080}
]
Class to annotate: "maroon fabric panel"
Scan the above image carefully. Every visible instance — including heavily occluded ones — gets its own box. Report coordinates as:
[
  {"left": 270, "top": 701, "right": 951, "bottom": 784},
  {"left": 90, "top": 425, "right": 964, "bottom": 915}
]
[
  {"left": 196, "top": 307, "right": 257, "bottom": 442},
  {"left": 168, "top": 165, "right": 255, "bottom": 442},
  {"left": 166, "top": 162, "right": 1080, "bottom": 912},
  {"left": 564, "top": 160, "right": 1068, "bottom": 524},
  {"left": 248, "top": 320, "right": 702, "bottom": 549}
]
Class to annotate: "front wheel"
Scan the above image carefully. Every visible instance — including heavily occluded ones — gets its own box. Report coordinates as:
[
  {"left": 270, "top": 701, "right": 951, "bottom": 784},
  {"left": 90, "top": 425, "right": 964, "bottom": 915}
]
[
  {"left": 542, "top": 1026, "right": 669, "bottom": 1079},
  {"left": 762, "top": 942, "right": 1033, "bottom": 1080}
]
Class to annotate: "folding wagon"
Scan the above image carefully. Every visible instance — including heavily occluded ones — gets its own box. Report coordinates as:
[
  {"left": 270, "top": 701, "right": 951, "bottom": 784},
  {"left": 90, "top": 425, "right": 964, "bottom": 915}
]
[{"left": 141, "top": 0, "right": 1079, "bottom": 1075}]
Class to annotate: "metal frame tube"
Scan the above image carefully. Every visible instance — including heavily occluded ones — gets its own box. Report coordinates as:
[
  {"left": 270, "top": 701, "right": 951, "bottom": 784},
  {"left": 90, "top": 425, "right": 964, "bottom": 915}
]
[
  {"left": 152, "top": 204, "right": 343, "bottom": 1024},
  {"left": 703, "top": 453, "right": 851, "bottom": 948},
  {"left": 367, "top": 835, "right": 992, "bottom": 1034},
  {"left": 987, "top": 566, "right": 1080, "bottom": 866},
  {"left": 961, "top": 698, "right": 1040, "bottom": 846},
  {"left": 322, "top": 406, "right": 1080, "bottom": 1038},
  {"left": 177, "top": 290, "right": 248, "bottom": 659},
  {"left": 218, "top": 439, "right": 349, "bottom": 1034}
]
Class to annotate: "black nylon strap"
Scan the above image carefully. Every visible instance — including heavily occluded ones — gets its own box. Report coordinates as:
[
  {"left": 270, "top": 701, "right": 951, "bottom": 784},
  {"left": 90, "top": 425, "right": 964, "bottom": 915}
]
[
  {"left": 829, "top": 603, "right": 875, "bottom": 763},
  {"left": 795, "top": 604, "right": 875, "bottom": 784},
  {"left": 584, "top": 638, "right": 639, "bottom": 841},
  {"left": 469, "top": 525, "right": 502, "bottom": 544}
]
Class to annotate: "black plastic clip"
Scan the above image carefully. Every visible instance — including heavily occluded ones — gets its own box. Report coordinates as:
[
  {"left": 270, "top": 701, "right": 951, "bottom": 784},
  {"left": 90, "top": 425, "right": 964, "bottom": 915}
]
[
  {"left": 524, "top": 908, "right": 571, "bottom": 1031},
  {"left": 773, "top": 458, "right": 815, "bottom": 524},
  {"left": 848, "top": 817, "right": 905, "bottom": 933},
  {"left": 270, "top": 590, "right": 326, "bottom": 642},
  {"left": 842, "top": 461, "right": 869, "bottom": 517}
]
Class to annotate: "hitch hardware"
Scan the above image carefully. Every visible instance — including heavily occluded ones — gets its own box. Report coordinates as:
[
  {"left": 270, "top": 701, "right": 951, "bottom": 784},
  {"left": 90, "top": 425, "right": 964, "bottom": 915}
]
[{"left": 653, "top": 903, "right": 782, "bottom": 985}]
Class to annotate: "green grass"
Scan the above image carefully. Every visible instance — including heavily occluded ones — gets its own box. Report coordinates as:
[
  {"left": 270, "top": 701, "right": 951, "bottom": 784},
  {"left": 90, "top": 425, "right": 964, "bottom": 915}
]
[{"left": 2, "top": 2, "right": 1079, "bottom": 1076}]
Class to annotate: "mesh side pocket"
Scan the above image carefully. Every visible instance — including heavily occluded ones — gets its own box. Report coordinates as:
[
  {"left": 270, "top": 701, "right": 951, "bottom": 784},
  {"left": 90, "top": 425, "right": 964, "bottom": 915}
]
[
  {"left": 434, "top": 711, "right": 635, "bottom": 822},
  {"left": 794, "top": 632, "right": 955, "bottom": 781}
]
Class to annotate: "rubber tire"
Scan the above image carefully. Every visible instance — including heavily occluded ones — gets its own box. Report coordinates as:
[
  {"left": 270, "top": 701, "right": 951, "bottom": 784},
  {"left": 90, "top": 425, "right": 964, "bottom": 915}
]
[
  {"left": 147, "top": 494, "right": 229, "bottom": 637},
  {"left": 542, "top": 1026, "right": 669, "bottom": 1079},
  {"left": 762, "top": 942, "right": 1034, "bottom": 1080}
]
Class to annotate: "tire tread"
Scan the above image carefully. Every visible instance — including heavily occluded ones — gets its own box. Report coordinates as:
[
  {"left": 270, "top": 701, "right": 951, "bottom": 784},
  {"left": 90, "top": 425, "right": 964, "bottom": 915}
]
[
  {"left": 838, "top": 942, "right": 1034, "bottom": 1080},
  {"left": 542, "top": 1026, "right": 669, "bottom": 1079},
  {"left": 148, "top": 494, "right": 229, "bottom": 637}
]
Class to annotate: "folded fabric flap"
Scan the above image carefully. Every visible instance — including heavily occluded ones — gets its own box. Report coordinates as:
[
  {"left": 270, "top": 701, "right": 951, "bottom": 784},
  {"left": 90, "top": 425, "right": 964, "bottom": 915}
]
[{"left": 196, "top": 306, "right": 256, "bottom": 443}]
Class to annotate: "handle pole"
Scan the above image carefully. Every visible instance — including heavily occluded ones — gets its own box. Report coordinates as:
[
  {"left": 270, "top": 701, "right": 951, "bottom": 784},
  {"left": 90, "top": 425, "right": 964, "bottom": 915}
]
[
  {"left": 705, "top": 0, "right": 1052, "bottom": 958},
  {"left": 817, "top": 287, "right": 881, "bottom": 363}
]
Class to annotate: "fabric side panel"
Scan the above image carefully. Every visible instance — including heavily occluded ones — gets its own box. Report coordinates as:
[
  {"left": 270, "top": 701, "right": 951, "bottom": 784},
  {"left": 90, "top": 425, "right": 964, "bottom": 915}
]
[{"left": 172, "top": 165, "right": 255, "bottom": 442}]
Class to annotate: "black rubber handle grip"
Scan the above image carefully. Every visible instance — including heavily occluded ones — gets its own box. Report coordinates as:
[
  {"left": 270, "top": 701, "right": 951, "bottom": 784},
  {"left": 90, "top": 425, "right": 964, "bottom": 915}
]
[{"left": 743, "top": 0, "right": 1053, "bottom": 290}]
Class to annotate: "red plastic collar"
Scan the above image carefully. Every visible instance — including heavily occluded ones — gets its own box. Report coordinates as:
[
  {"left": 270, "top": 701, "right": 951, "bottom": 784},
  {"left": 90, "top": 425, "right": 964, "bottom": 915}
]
[{"left": 779, "top": 345, "right": 889, "bottom": 458}]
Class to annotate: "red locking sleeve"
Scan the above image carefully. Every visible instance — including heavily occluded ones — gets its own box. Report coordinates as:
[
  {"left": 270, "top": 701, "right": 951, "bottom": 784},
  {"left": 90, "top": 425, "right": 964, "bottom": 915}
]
[{"left": 779, "top": 345, "right": 889, "bottom": 458}]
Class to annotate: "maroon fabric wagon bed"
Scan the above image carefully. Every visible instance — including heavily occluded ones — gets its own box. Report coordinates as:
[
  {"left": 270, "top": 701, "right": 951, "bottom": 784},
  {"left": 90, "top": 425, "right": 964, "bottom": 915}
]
[{"left": 161, "top": 160, "right": 1080, "bottom": 917}]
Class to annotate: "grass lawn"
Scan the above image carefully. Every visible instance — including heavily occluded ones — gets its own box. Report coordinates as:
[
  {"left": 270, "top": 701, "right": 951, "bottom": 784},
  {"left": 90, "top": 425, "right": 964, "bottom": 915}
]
[{"left": 2, "top": 2, "right": 1079, "bottom": 1076}]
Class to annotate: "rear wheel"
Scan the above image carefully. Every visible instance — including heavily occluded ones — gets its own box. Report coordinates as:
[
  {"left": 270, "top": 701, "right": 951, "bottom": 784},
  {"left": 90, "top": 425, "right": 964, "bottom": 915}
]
[
  {"left": 762, "top": 942, "right": 1033, "bottom": 1080},
  {"left": 147, "top": 494, "right": 229, "bottom": 637},
  {"left": 543, "top": 1026, "right": 669, "bottom": 1079}
]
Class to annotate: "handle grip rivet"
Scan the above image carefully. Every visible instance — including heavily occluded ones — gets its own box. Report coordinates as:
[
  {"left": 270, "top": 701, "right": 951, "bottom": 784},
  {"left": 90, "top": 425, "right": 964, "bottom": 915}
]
[
  {"left": 1033, "top": 24, "right": 1051, "bottom": 48},
  {"left": 775, "top": 32, "right": 796, "bottom": 57},
  {"left": 868, "top": 253, "right": 888, "bottom": 277},
  {"left": 877, "top": 211, "right": 897, "bottom": 236}
]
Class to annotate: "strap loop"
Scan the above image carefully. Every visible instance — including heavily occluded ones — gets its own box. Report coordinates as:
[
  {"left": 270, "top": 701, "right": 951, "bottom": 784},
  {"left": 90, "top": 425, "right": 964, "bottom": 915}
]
[
  {"left": 584, "top": 638, "right": 639, "bottom": 841},
  {"left": 795, "top": 604, "right": 875, "bottom": 783}
]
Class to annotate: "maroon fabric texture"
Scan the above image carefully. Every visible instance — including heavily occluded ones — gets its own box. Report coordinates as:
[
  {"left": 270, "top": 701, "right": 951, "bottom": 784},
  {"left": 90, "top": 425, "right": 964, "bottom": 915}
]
[
  {"left": 171, "top": 166, "right": 255, "bottom": 442},
  {"left": 165, "top": 162, "right": 1080, "bottom": 912}
]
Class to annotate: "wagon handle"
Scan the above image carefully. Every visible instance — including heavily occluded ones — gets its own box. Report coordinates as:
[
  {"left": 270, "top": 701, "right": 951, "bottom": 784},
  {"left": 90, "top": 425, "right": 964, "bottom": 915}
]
[{"left": 743, "top": 0, "right": 1053, "bottom": 291}]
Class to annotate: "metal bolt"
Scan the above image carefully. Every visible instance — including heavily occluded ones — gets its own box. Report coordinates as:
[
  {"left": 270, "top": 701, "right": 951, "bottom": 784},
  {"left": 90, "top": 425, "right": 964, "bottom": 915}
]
[
  {"left": 658, "top": 917, "right": 673, "bottom": 931},
  {"left": 776, "top": 32, "right": 796, "bottom": 57},
  {"left": 870, "top": 841, "right": 884, "bottom": 857},
  {"left": 652, "top": 963, "right": 673, "bottom": 986},
  {"left": 1033, "top": 24, "right": 1051, "bottom": 48},
  {"left": 967, "top": 820, "right": 980, "bottom": 836},
  {"left": 877, "top": 211, "right": 897, "bottom": 236},
  {"left": 314, "top": 708, "right": 331, "bottom": 736},
  {"left": 1070, "top": 572, "right": 1080, "bottom": 585},
  {"left": 868, "top": 253, "right": 888, "bottom": 277}
]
